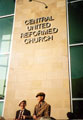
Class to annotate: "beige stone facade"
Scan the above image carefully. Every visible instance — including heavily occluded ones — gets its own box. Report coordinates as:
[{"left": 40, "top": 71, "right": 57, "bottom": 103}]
[{"left": 3, "top": 0, "right": 70, "bottom": 119}]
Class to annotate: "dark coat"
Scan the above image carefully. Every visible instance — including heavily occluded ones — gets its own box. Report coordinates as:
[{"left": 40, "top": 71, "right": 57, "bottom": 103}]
[{"left": 15, "top": 108, "right": 31, "bottom": 120}]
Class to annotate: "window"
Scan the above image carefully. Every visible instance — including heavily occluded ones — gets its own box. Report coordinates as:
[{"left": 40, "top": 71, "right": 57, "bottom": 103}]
[
  {"left": 0, "top": 0, "right": 15, "bottom": 16},
  {"left": 0, "top": 101, "right": 4, "bottom": 115},
  {"left": 67, "top": 0, "right": 83, "bottom": 115},
  {"left": 0, "top": 0, "right": 15, "bottom": 116}
]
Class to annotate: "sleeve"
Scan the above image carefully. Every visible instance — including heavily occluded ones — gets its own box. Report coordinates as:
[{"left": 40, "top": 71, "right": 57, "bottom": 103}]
[
  {"left": 24, "top": 110, "right": 32, "bottom": 119},
  {"left": 24, "top": 109, "right": 31, "bottom": 116},
  {"left": 44, "top": 105, "right": 51, "bottom": 117},
  {"left": 28, "top": 110, "right": 31, "bottom": 116},
  {"left": 15, "top": 111, "right": 19, "bottom": 120},
  {"left": 33, "top": 106, "right": 37, "bottom": 115}
]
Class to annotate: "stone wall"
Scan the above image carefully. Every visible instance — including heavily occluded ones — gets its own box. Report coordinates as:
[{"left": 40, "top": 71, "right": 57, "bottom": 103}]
[{"left": 3, "top": 0, "right": 70, "bottom": 119}]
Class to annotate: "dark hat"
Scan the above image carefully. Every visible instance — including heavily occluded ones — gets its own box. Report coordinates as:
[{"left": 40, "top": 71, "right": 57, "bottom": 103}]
[
  {"left": 36, "top": 92, "right": 45, "bottom": 97},
  {"left": 19, "top": 100, "right": 26, "bottom": 106}
]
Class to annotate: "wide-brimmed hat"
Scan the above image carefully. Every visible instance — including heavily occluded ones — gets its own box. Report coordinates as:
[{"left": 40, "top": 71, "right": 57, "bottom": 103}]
[{"left": 19, "top": 100, "right": 26, "bottom": 106}]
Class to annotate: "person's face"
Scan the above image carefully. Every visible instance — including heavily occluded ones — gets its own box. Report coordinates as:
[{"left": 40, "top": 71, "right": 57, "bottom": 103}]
[
  {"left": 20, "top": 102, "right": 26, "bottom": 109},
  {"left": 37, "top": 96, "right": 44, "bottom": 102}
]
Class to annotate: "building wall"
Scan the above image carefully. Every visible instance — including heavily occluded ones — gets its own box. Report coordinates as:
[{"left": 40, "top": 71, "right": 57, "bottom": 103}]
[{"left": 4, "top": 0, "right": 70, "bottom": 119}]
